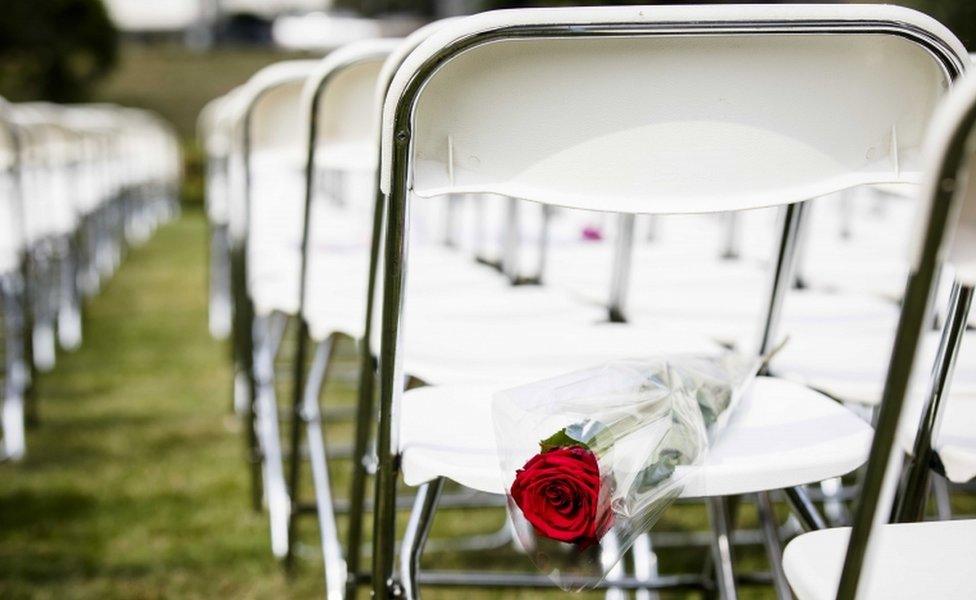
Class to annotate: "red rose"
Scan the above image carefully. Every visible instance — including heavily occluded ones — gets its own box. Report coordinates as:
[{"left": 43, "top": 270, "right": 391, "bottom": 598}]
[{"left": 511, "top": 446, "right": 613, "bottom": 547}]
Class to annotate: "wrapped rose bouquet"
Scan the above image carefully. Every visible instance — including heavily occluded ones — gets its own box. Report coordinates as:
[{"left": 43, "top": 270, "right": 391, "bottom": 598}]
[{"left": 493, "top": 351, "right": 767, "bottom": 589}]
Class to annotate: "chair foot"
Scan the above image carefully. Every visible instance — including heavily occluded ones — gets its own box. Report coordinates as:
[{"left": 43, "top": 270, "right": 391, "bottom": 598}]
[
  {"left": 400, "top": 478, "right": 445, "bottom": 600},
  {"left": 756, "top": 492, "right": 793, "bottom": 600}
]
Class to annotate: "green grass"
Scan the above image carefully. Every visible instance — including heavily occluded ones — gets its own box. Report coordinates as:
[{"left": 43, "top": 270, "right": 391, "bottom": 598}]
[{"left": 0, "top": 209, "right": 323, "bottom": 598}]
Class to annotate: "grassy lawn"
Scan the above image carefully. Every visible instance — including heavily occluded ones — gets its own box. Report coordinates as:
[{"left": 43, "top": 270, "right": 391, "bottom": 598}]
[{"left": 0, "top": 209, "right": 323, "bottom": 598}]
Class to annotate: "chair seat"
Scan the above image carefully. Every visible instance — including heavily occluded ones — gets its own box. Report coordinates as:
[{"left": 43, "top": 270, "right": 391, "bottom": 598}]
[
  {"left": 546, "top": 227, "right": 770, "bottom": 308},
  {"left": 305, "top": 247, "right": 568, "bottom": 343},
  {"left": 898, "top": 393, "right": 976, "bottom": 483},
  {"left": 251, "top": 250, "right": 302, "bottom": 316},
  {"left": 782, "top": 520, "right": 976, "bottom": 600},
  {"left": 630, "top": 287, "right": 898, "bottom": 348},
  {"left": 400, "top": 376, "right": 871, "bottom": 494},
  {"left": 773, "top": 325, "right": 976, "bottom": 405}
]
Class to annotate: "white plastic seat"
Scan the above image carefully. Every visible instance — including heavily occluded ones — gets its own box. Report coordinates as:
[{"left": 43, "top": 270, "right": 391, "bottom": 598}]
[
  {"left": 630, "top": 281, "right": 899, "bottom": 348},
  {"left": 773, "top": 324, "right": 976, "bottom": 405},
  {"left": 0, "top": 113, "right": 20, "bottom": 277},
  {"left": 782, "top": 520, "right": 976, "bottom": 600},
  {"left": 400, "top": 377, "right": 871, "bottom": 494},
  {"left": 306, "top": 250, "right": 585, "bottom": 341}
]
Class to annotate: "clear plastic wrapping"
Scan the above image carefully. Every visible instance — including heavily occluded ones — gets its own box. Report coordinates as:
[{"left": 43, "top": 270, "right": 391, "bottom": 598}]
[{"left": 492, "top": 351, "right": 764, "bottom": 590}]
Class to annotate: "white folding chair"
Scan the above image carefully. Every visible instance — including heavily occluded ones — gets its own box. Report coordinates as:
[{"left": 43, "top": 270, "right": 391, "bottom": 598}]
[
  {"left": 199, "top": 93, "right": 239, "bottom": 340},
  {"left": 369, "top": 6, "right": 967, "bottom": 598},
  {"left": 59, "top": 106, "right": 114, "bottom": 299},
  {"left": 226, "top": 59, "right": 321, "bottom": 558},
  {"left": 30, "top": 105, "right": 84, "bottom": 352},
  {"left": 8, "top": 106, "right": 79, "bottom": 372},
  {"left": 783, "top": 68, "right": 976, "bottom": 600},
  {"left": 0, "top": 100, "right": 28, "bottom": 461},
  {"left": 279, "top": 37, "right": 407, "bottom": 594}
]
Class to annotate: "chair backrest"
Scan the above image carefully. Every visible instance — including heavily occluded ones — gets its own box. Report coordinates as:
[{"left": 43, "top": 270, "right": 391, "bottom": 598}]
[
  {"left": 834, "top": 69, "right": 976, "bottom": 599},
  {"left": 203, "top": 88, "right": 246, "bottom": 227},
  {"left": 198, "top": 96, "right": 226, "bottom": 158},
  {"left": 0, "top": 102, "right": 22, "bottom": 274},
  {"left": 304, "top": 39, "right": 403, "bottom": 174},
  {"left": 935, "top": 83, "right": 976, "bottom": 285},
  {"left": 9, "top": 105, "right": 78, "bottom": 243},
  {"left": 296, "top": 40, "right": 401, "bottom": 328},
  {"left": 246, "top": 66, "right": 316, "bottom": 163},
  {"left": 381, "top": 5, "right": 968, "bottom": 214},
  {"left": 25, "top": 105, "right": 81, "bottom": 235},
  {"left": 228, "top": 60, "right": 318, "bottom": 244}
]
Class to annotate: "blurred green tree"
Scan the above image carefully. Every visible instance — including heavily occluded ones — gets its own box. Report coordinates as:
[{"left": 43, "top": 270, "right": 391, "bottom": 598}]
[{"left": 0, "top": 0, "right": 119, "bottom": 102}]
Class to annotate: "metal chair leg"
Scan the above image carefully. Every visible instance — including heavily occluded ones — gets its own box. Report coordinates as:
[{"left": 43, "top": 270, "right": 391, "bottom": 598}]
[
  {"left": 632, "top": 533, "right": 661, "bottom": 600},
  {"left": 783, "top": 486, "right": 827, "bottom": 532},
  {"left": 608, "top": 213, "right": 635, "bottom": 323},
  {"left": 400, "top": 477, "right": 445, "bottom": 600},
  {"left": 895, "top": 281, "right": 973, "bottom": 523},
  {"left": 721, "top": 212, "right": 740, "bottom": 260},
  {"left": 345, "top": 348, "right": 377, "bottom": 596},
  {"left": 57, "top": 239, "right": 82, "bottom": 351},
  {"left": 755, "top": 491, "right": 793, "bottom": 600},
  {"left": 347, "top": 182, "right": 386, "bottom": 596},
  {"left": 601, "top": 529, "right": 628, "bottom": 600},
  {"left": 706, "top": 496, "right": 738, "bottom": 600},
  {"left": 299, "top": 337, "right": 346, "bottom": 599},
  {"left": 1, "top": 277, "right": 27, "bottom": 460},
  {"left": 253, "top": 315, "right": 291, "bottom": 558},
  {"left": 285, "top": 318, "right": 312, "bottom": 570},
  {"left": 932, "top": 475, "right": 953, "bottom": 520},
  {"left": 820, "top": 477, "right": 849, "bottom": 525},
  {"left": 208, "top": 226, "right": 232, "bottom": 340}
]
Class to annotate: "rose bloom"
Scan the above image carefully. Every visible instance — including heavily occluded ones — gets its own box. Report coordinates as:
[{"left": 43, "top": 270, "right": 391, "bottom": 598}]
[{"left": 511, "top": 446, "right": 613, "bottom": 547}]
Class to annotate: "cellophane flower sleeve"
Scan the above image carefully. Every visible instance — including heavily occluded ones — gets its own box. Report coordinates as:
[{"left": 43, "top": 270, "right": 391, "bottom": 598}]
[{"left": 492, "top": 351, "right": 763, "bottom": 590}]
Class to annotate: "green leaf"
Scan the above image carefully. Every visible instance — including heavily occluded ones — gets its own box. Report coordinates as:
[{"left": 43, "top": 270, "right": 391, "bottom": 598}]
[{"left": 539, "top": 428, "right": 585, "bottom": 452}]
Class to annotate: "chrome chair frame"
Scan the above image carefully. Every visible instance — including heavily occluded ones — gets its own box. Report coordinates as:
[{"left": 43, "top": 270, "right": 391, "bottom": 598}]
[
  {"left": 835, "top": 74, "right": 976, "bottom": 599},
  {"left": 370, "top": 12, "right": 967, "bottom": 600},
  {"left": 287, "top": 41, "right": 404, "bottom": 595},
  {"left": 230, "top": 61, "right": 320, "bottom": 553},
  {"left": 893, "top": 279, "right": 973, "bottom": 522}
]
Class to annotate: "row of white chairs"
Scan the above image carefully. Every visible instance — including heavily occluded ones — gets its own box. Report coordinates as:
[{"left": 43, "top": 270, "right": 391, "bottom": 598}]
[
  {"left": 0, "top": 100, "right": 181, "bottom": 461},
  {"left": 200, "top": 5, "right": 976, "bottom": 599}
]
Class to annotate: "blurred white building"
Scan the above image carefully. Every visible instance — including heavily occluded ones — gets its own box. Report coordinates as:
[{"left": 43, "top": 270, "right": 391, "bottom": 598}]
[
  {"left": 103, "top": 0, "right": 329, "bottom": 35},
  {"left": 104, "top": 0, "right": 207, "bottom": 32},
  {"left": 103, "top": 0, "right": 424, "bottom": 50}
]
